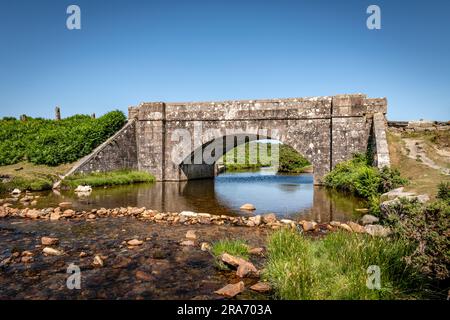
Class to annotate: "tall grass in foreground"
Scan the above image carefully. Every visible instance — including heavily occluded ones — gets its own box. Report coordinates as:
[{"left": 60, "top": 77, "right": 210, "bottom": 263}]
[
  {"left": 61, "top": 170, "right": 155, "bottom": 188},
  {"left": 264, "top": 229, "right": 428, "bottom": 300}
]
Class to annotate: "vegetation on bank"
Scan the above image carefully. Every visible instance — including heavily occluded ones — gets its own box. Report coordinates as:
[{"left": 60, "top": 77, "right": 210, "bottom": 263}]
[
  {"left": 263, "top": 229, "right": 430, "bottom": 300},
  {"left": 323, "top": 154, "right": 407, "bottom": 215},
  {"left": 221, "top": 142, "right": 311, "bottom": 173},
  {"left": 0, "top": 162, "right": 72, "bottom": 193},
  {"left": 0, "top": 111, "right": 126, "bottom": 166},
  {"left": 383, "top": 183, "right": 450, "bottom": 282},
  {"left": 61, "top": 170, "right": 155, "bottom": 189}
]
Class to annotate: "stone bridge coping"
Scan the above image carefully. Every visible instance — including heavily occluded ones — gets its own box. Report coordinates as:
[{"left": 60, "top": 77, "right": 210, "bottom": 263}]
[{"left": 128, "top": 94, "right": 387, "bottom": 121}]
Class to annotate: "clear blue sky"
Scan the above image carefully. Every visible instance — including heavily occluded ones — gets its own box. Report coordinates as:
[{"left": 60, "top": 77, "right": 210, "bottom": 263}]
[{"left": 0, "top": 0, "right": 449, "bottom": 120}]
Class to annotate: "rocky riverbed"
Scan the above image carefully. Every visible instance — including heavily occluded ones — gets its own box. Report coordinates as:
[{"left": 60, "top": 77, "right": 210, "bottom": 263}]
[{"left": 0, "top": 193, "right": 392, "bottom": 300}]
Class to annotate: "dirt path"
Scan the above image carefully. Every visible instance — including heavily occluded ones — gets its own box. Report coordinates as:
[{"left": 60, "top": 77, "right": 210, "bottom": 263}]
[{"left": 403, "top": 138, "right": 450, "bottom": 175}]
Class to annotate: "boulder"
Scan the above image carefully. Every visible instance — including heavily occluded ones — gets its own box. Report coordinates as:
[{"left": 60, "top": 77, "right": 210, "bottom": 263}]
[
  {"left": 74, "top": 185, "right": 92, "bottom": 193},
  {"left": 185, "top": 230, "right": 197, "bottom": 240},
  {"left": 180, "top": 211, "right": 198, "bottom": 217},
  {"left": 360, "top": 214, "right": 379, "bottom": 225},
  {"left": 41, "top": 237, "right": 59, "bottom": 246},
  {"left": 92, "top": 255, "right": 104, "bottom": 267},
  {"left": 348, "top": 221, "right": 365, "bottom": 233},
  {"left": 26, "top": 209, "right": 40, "bottom": 219},
  {"left": 248, "top": 215, "right": 262, "bottom": 226},
  {"left": 381, "top": 187, "right": 415, "bottom": 201},
  {"left": 180, "top": 240, "right": 195, "bottom": 246},
  {"left": 262, "top": 213, "right": 277, "bottom": 224},
  {"left": 50, "top": 211, "right": 60, "bottom": 221},
  {"left": 250, "top": 282, "right": 272, "bottom": 293},
  {"left": 302, "top": 221, "right": 317, "bottom": 232},
  {"left": 248, "top": 247, "right": 264, "bottom": 255},
  {"left": 200, "top": 242, "right": 211, "bottom": 251},
  {"left": 338, "top": 223, "right": 353, "bottom": 232},
  {"left": 236, "top": 261, "right": 258, "bottom": 278},
  {"left": 240, "top": 203, "right": 256, "bottom": 211},
  {"left": 221, "top": 253, "right": 246, "bottom": 268},
  {"left": 42, "top": 247, "right": 63, "bottom": 256},
  {"left": 214, "top": 281, "right": 245, "bottom": 298},
  {"left": 127, "top": 239, "right": 143, "bottom": 246}
]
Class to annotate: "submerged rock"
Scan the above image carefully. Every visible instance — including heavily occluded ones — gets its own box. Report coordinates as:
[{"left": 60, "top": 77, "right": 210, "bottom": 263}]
[
  {"left": 250, "top": 282, "right": 272, "bottom": 293},
  {"left": 92, "top": 255, "right": 104, "bottom": 267},
  {"left": 214, "top": 281, "right": 245, "bottom": 298},
  {"left": 185, "top": 230, "right": 197, "bottom": 240},
  {"left": 236, "top": 261, "right": 258, "bottom": 278},
  {"left": 41, "top": 237, "right": 59, "bottom": 246}
]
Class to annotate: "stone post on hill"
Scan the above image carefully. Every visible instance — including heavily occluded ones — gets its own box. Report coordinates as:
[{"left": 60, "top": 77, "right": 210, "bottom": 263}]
[{"left": 55, "top": 106, "right": 61, "bottom": 121}]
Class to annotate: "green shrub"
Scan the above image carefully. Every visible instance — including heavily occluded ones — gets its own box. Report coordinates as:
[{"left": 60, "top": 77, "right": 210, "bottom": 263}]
[
  {"left": 437, "top": 182, "right": 450, "bottom": 203},
  {"left": 277, "top": 144, "right": 311, "bottom": 173},
  {"left": 0, "top": 111, "right": 126, "bottom": 166},
  {"left": 61, "top": 170, "right": 154, "bottom": 188},
  {"left": 264, "top": 229, "right": 429, "bottom": 300},
  {"left": 324, "top": 154, "right": 407, "bottom": 199}
]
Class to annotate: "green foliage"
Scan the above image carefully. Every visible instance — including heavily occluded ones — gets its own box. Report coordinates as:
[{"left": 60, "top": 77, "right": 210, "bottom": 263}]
[
  {"left": 437, "top": 181, "right": 450, "bottom": 203},
  {"left": 0, "top": 176, "right": 53, "bottom": 193},
  {"left": 211, "top": 239, "right": 249, "bottom": 270},
  {"left": 61, "top": 170, "right": 155, "bottom": 188},
  {"left": 0, "top": 111, "right": 126, "bottom": 166},
  {"left": 385, "top": 197, "right": 450, "bottom": 282},
  {"left": 264, "top": 229, "right": 429, "bottom": 300},
  {"left": 324, "top": 154, "right": 407, "bottom": 199},
  {"left": 222, "top": 142, "right": 311, "bottom": 173},
  {"left": 277, "top": 144, "right": 311, "bottom": 173}
]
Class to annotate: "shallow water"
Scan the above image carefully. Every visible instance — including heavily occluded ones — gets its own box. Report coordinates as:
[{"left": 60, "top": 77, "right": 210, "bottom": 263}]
[{"left": 23, "top": 168, "right": 365, "bottom": 222}]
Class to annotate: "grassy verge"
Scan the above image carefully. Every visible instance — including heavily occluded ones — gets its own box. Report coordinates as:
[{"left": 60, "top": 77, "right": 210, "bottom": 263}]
[
  {"left": 263, "top": 229, "right": 429, "bottom": 300},
  {"left": 0, "top": 161, "right": 72, "bottom": 193},
  {"left": 211, "top": 239, "right": 249, "bottom": 270},
  {"left": 61, "top": 170, "right": 155, "bottom": 188}
]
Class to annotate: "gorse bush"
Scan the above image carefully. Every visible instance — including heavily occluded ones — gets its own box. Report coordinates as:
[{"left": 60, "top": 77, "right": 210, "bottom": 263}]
[
  {"left": 0, "top": 111, "right": 126, "bottom": 166},
  {"left": 437, "top": 181, "right": 450, "bottom": 203},
  {"left": 324, "top": 154, "right": 407, "bottom": 199},
  {"left": 385, "top": 196, "right": 450, "bottom": 283},
  {"left": 264, "top": 229, "right": 429, "bottom": 300}
]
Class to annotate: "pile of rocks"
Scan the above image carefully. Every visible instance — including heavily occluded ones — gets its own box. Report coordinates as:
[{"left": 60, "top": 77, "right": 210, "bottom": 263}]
[{"left": 0, "top": 201, "right": 391, "bottom": 237}]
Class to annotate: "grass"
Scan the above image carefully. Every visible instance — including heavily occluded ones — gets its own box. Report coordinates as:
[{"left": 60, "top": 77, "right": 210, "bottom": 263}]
[
  {"left": 0, "top": 161, "right": 72, "bottom": 193},
  {"left": 263, "top": 229, "right": 429, "bottom": 300},
  {"left": 211, "top": 239, "right": 249, "bottom": 270},
  {"left": 388, "top": 131, "right": 450, "bottom": 198},
  {"left": 61, "top": 170, "right": 155, "bottom": 188}
]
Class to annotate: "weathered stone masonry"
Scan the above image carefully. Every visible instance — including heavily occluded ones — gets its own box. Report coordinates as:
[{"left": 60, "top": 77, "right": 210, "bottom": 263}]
[{"left": 69, "top": 94, "right": 390, "bottom": 185}]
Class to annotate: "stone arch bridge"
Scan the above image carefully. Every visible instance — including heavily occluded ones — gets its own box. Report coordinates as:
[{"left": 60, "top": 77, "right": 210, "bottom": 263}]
[{"left": 67, "top": 94, "right": 390, "bottom": 185}]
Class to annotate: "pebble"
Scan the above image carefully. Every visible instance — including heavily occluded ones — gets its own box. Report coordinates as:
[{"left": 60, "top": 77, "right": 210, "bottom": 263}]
[
  {"left": 42, "top": 247, "right": 63, "bottom": 256},
  {"left": 127, "top": 239, "right": 143, "bottom": 246},
  {"left": 41, "top": 237, "right": 59, "bottom": 246}
]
